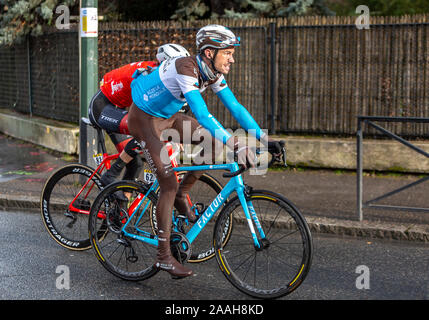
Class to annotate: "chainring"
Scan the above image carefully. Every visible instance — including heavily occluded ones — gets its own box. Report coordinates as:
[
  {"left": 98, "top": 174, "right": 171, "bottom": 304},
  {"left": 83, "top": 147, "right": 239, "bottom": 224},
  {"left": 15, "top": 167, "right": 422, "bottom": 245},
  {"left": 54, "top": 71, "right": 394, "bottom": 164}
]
[{"left": 170, "top": 232, "right": 192, "bottom": 264}]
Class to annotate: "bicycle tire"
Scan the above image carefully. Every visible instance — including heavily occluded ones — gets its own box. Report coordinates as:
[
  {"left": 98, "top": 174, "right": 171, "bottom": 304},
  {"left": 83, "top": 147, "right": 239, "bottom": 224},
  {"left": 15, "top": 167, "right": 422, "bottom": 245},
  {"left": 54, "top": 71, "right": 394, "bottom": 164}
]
[
  {"left": 150, "top": 172, "right": 232, "bottom": 263},
  {"left": 214, "top": 189, "right": 313, "bottom": 299},
  {"left": 88, "top": 180, "right": 159, "bottom": 281},
  {"left": 40, "top": 163, "right": 104, "bottom": 250}
]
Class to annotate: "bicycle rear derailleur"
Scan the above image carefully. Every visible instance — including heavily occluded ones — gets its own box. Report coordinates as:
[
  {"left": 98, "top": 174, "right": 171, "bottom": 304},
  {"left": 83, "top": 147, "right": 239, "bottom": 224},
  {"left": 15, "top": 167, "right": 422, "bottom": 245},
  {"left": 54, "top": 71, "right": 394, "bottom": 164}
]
[{"left": 116, "top": 237, "right": 138, "bottom": 263}]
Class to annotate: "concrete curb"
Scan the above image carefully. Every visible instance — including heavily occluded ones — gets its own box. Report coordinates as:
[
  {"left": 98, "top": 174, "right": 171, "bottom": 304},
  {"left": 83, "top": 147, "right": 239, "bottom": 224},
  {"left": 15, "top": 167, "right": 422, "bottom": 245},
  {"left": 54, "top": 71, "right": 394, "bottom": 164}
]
[
  {"left": 0, "top": 195, "right": 40, "bottom": 211},
  {"left": 0, "top": 109, "right": 79, "bottom": 154},
  {"left": 306, "top": 216, "right": 429, "bottom": 242},
  {"left": 2, "top": 195, "right": 428, "bottom": 243}
]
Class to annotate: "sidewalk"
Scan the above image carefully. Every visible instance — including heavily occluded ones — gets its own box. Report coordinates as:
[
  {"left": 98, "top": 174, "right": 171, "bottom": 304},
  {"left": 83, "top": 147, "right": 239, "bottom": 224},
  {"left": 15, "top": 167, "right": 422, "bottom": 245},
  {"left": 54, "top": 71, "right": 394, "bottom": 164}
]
[{"left": 1, "top": 133, "right": 429, "bottom": 242}]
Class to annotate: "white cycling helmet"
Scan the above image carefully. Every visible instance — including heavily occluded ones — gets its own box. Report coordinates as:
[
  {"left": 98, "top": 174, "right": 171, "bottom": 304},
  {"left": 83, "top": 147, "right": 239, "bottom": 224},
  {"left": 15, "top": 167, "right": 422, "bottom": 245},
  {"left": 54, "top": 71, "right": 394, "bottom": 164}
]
[
  {"left": 156, "top": 43, "right": 190, "bottom": 63},
  {"left": 196, "top": 24, "right": 240, "bottom": 53}
]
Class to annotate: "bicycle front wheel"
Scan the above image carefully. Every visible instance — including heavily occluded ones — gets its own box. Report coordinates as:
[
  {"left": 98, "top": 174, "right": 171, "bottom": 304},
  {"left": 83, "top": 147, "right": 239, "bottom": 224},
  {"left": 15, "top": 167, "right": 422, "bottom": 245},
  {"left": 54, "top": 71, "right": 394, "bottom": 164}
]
[
  {"left": 214, "top": 190, "right": 313, "bottom": 299},
  {"left": 89, "top": 180, "right": 159, "bottom": 281},
  {"left": 40, "top": 163, "right": 104, "bottom": 250}
]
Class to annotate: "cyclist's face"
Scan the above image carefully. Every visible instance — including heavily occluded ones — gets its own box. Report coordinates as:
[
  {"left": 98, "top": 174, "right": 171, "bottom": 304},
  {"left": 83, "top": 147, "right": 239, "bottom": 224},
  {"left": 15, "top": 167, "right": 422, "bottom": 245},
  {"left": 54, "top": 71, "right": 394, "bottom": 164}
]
[{"left": 208, "top": 48, "right": 235, "bottom": 74}]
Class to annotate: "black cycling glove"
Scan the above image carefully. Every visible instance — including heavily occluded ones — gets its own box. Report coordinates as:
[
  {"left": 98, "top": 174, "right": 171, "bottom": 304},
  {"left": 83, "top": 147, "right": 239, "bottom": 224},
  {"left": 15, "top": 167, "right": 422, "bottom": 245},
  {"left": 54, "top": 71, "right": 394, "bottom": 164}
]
[{"left": 268, "top": 140, "right": 284, "bottom": 154}]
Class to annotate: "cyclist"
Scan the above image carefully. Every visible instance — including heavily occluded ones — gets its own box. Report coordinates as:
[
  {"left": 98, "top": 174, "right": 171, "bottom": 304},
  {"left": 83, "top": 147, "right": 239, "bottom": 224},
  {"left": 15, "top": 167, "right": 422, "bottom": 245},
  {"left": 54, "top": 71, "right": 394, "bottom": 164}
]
[
  {"left": 127, "top": 24, "right": 283, "bottom": 279},
  {"left": 88, "top": 44, "right": 190, "bottom": 188}
]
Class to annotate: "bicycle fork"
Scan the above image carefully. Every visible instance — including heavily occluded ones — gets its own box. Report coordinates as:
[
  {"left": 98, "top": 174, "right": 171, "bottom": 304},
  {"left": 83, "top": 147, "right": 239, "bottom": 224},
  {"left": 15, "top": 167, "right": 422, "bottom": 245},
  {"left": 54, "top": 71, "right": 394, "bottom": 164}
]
[{"left": 237, "top": 185, "right": 267, "bottom": 250}]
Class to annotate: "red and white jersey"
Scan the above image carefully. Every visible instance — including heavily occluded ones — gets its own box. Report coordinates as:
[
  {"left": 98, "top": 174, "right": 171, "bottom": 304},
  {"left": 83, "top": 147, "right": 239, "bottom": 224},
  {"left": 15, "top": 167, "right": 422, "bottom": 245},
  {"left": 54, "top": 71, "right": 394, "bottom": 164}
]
[{"left": 100, "top": 61, "right": 158, "bottom": 108}]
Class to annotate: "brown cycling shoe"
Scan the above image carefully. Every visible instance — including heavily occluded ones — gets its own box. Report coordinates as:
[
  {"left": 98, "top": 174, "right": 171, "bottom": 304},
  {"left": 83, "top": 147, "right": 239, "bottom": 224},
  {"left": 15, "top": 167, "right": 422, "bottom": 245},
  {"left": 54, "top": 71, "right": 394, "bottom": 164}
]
[
  {"left": 155, "top": 255, "right": 193, "bottom": 279},
  {"left": 174, "top": 194, "right": 198, "bottom": 223},
  {"left": 155, "top": 235, "right": 193, "bottom": 279}
]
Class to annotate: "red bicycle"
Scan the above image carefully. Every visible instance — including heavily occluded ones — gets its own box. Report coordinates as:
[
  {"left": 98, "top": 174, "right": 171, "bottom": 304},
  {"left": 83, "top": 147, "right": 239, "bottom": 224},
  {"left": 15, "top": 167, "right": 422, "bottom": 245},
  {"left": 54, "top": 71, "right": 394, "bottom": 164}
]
[{"left": 40, "top": 117, "right": 223, "bottom": 259}]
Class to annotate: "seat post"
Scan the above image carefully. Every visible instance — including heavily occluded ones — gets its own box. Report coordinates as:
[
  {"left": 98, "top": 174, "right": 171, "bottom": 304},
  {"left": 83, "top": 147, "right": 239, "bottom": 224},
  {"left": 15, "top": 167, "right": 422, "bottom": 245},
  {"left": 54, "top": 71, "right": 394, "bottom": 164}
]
[
  {"left": 97, "top": 127, "right": 107, "bottom": 154},
  {"left": 80, "top": 117, "right": 104, "bottom": 168}
]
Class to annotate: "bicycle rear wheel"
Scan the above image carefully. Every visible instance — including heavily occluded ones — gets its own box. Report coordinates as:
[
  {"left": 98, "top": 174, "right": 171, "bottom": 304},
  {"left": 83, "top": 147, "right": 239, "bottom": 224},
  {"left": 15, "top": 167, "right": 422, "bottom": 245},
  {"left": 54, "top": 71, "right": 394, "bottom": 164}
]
[
  {"left": 89, "top": 180, "right": 159, "bottom": 281},
  {"left": 214, "top": 189, "right": 313, "bottom": 299},
  {"left": 40, "top": 164, "right": 104, "bottom": 250}
]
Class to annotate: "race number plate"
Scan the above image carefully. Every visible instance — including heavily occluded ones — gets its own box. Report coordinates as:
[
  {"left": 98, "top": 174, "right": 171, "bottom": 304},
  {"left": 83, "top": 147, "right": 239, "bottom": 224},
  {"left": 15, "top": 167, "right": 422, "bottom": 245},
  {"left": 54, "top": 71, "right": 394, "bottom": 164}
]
[
  {"left": 93, "top": 153, "right": 104, "bottom": 166},
  {"left": 143, "top": 169, "right": 156, "bottom": 184}
]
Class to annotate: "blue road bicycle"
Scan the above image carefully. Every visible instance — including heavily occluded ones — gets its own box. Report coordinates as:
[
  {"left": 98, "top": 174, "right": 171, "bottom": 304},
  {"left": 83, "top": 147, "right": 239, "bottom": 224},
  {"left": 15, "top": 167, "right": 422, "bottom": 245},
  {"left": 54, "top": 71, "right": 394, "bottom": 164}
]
[{"left": 88, "top": 155, "right": 313, "bottom": 299}]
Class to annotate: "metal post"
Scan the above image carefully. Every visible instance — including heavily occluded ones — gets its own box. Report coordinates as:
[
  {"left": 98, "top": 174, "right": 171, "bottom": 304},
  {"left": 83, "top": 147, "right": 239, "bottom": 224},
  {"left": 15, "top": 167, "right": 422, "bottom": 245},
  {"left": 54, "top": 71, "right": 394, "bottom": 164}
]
[
  {"left": 269, "top": 22, "right": 276, "bottom": 135},
  {"left": 26, "top": 35, "right": 33, "bottom": 116},
  {"left": 79, "top": 0, "right": 98, "bottom": 168},
  {"left": 356, "top": 117, "right": 363, "bottom": 221}
]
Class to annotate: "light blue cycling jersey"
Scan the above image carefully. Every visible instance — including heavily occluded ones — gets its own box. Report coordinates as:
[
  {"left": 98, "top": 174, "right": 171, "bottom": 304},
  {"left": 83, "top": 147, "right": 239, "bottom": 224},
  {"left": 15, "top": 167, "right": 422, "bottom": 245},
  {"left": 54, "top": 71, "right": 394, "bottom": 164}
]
[{"left": 131, "top": 56, "right": 265, "bottom": 144}]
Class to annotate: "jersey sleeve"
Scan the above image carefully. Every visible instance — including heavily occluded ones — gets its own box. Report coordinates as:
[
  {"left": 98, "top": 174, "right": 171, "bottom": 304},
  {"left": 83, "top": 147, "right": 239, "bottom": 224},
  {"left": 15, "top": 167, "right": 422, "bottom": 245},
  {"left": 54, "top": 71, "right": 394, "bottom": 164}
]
[
  {"left": 210, "top": 74, "right": 228, "bottom": 94},
  {"left": 184, "top": 90, "right": 232, "bottom": 144},
  {"left": 175, "top": 57, "right": 201, "bottom": 96},
  {"left": 176, "top": 74, "right": 200, "bottom": 96},
  {"left": 216, "top": 86, "right": 266, "bottom": 141}
]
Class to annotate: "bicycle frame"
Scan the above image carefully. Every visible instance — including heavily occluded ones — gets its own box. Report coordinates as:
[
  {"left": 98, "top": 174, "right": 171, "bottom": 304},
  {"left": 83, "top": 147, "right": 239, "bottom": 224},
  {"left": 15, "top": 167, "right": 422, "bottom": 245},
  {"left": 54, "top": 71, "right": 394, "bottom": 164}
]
[
  {"left": 122, "top": 162, "right": 266, "bottom": 249},
  {"left": 67, "top": 152, "right": 119, "bottom": 215}
]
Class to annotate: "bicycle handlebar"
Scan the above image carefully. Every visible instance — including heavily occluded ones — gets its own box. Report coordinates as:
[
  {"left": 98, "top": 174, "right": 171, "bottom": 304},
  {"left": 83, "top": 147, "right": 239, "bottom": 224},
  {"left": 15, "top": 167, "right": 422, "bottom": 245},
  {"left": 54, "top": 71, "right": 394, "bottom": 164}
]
[
  {"left": 222, "top": 165, "right": 247, "bottom": 178},
  {"left": 222, "top": 141, "right": 287, "bottom": 178}
]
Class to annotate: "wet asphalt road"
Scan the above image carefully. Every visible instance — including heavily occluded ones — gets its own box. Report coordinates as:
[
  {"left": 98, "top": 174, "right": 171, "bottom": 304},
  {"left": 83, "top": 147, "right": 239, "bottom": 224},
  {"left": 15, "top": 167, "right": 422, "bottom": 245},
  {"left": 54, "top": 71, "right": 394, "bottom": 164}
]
[{"left": 1, "top": 209, "right": 429, "bottom": 302}]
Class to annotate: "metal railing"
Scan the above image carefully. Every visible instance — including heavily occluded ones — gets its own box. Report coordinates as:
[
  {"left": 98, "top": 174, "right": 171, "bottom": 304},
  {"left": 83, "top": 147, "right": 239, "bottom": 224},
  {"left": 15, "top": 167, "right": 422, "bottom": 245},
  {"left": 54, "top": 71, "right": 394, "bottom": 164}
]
[{"left": 356, "top": 116, "right": 429, "bottom": 221}]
